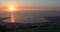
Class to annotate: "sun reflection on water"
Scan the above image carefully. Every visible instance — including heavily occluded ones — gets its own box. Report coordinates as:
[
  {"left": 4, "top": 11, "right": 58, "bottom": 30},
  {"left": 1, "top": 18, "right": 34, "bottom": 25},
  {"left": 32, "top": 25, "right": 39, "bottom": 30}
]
[{"left": 10, "top": 14, "right": 15, "bottom": 23}]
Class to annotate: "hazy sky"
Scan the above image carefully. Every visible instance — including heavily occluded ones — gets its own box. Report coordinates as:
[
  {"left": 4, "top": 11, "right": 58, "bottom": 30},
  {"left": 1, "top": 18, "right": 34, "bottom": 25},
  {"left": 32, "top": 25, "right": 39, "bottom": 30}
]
[
  {"left": 0, "top": 0, "right": 60, "bottom": 6},
  {"left": 0, "top": 0, "right": 60, "bottom": 10},
  {"left": 0, "top": 0, "right": 60, "bottom": 23}
]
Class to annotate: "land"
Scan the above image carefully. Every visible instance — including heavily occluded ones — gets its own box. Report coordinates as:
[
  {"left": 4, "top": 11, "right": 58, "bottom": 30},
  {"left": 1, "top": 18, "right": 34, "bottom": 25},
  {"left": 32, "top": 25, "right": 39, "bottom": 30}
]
[{"left": 0, "top": 16, "right": 60, "bottom": 32}]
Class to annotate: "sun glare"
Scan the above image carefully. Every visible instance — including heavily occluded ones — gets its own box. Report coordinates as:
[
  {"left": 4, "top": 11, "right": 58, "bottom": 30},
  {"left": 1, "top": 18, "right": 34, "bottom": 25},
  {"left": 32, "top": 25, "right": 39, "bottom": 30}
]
[
  {"left": 8, "top": 5, "right": 15, "bottom": 23},
  {"left": 9, "top": 5, "right": 15, "bottom": 11}
]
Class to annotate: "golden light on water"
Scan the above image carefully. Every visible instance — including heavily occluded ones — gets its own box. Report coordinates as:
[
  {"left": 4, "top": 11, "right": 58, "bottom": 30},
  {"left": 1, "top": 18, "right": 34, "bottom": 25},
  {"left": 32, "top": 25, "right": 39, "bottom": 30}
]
[
  {"left": 11, "top": 14, "right": 15, "bottom": 23},
  {"left": 8, "top": 5, "right": 15, "bottom": 23}
]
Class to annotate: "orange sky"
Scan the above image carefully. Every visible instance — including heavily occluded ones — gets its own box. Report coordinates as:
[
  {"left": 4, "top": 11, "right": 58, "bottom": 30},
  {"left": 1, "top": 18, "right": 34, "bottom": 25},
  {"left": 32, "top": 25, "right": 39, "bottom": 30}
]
[{"left": 0, "top": 0, "right": 60, "bottom": 11}]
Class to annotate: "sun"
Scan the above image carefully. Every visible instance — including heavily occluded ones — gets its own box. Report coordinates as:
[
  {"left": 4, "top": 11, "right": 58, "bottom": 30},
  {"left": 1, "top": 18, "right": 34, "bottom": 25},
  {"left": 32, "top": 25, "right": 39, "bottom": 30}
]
[{"left": 9, "top": 5, "right": 15, "bottom": 11}]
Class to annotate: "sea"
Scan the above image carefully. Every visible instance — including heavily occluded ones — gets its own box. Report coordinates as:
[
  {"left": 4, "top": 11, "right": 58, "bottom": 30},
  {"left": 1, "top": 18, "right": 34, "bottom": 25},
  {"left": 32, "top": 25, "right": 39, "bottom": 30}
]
[{"left": 0, "top": 10, "right": 60, "bottom": 23}]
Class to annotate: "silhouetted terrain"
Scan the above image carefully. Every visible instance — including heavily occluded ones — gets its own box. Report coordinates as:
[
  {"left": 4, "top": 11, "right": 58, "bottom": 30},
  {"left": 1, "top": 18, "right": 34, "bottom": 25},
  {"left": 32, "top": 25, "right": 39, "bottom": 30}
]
[{"left": 0, "top": 16, "right": 60, "bottom": 32}]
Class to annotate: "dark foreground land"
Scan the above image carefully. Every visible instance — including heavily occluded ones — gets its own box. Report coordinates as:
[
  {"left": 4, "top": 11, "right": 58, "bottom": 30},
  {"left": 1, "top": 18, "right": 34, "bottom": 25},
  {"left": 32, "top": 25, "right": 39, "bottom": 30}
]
[
  {"left": 0, "top": 16, "right": 60, "bottom": 32},
  {"left": 12, "top": 16, "right": 60, "bottom": 32},
  {"left": 13, "top": 25, "right": 60, "bottom": 32},
  {"left": 1, "top": 24, "right": 60, "bottom": 32}
]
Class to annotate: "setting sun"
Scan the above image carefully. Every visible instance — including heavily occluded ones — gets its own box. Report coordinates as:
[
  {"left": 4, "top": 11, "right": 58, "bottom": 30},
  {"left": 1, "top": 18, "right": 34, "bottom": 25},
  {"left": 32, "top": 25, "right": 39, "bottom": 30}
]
[
  {"left": 8, "top": 5, "right": 15, "bottom": 23},
  {"left": 9, "top": 5, "right": 15, "bottom": 11}
]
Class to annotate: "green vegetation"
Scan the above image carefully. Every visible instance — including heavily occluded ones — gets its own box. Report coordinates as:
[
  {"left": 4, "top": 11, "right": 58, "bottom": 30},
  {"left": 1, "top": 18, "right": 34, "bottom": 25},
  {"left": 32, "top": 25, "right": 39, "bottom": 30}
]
[
  {"left": 1, "top": 24, "right": 60, "bottom": 32},
  {"left": 12, "top": 27, "right": 60, "bottom": 32}
]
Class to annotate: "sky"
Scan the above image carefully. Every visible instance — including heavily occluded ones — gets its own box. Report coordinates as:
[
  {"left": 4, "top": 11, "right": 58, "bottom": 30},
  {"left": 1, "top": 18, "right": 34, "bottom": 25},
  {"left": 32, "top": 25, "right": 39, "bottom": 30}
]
[
  {"left": 0, "top": 0, "right": 60, "bottom": 10},
  {"left": 0, "top": 0, "right": 60, "bottom": 23}
]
